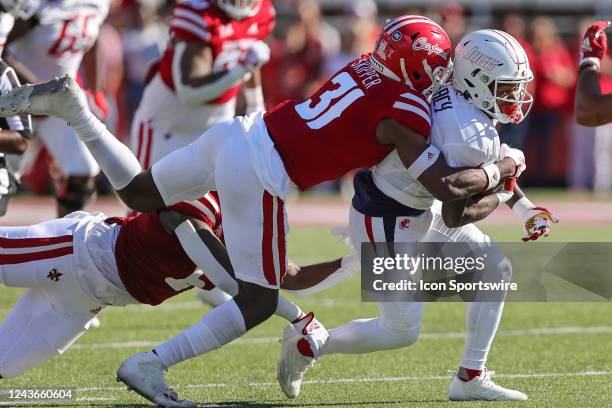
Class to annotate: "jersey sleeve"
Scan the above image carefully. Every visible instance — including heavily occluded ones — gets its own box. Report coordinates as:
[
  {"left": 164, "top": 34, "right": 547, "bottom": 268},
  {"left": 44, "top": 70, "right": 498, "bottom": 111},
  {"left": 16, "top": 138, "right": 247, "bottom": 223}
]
[
  {"left": 255, "top": 0, "right": 276, "bottom": 40},
  {"left": 380, "top": 86, "right": 431, "bottom": 139},
  {"left": 0, "top": 63, "right": 31, "bottom": 137},
  {"left": 170, "top": 1, "right": 214, "bottom": 45},
  {"left": 166, "top": 192, "right": 221, "bottom": 230}
]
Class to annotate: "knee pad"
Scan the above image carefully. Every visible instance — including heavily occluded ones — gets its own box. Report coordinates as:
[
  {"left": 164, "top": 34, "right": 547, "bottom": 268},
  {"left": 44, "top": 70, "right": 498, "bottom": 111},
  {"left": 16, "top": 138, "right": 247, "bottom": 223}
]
[{"left": 56, "top": 176, "right": 96, "bottom": 212}]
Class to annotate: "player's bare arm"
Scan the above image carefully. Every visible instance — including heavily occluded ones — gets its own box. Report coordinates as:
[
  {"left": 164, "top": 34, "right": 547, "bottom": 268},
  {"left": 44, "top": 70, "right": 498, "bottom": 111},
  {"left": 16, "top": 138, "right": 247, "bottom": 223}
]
[
  {"left": 376, "top": 118, "right": 518, "bottom": 201},
  {"left": 174, "top": 39, "right": 268, "bottom": 106},
  {"left": 0, "top": 129, "right": 29, "bottom": 153},
  {"left": 441, "top": 194, "right": 502, "bottom": 228},
  {"left": 575, "top": 66, "right": 612, "bottom": 126}
]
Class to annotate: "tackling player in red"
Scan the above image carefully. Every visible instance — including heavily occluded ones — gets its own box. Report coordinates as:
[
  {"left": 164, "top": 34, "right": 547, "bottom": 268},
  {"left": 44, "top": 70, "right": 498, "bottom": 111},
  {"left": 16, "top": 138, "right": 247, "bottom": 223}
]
[{"left": 0, "top": 15, "right": 524, "bottom": 407}]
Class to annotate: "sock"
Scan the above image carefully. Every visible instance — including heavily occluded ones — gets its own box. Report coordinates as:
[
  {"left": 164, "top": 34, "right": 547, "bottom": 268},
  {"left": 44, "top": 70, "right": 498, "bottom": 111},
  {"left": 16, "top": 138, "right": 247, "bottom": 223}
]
[
  {"left": 153, "top": 299, "right": 246, "bottom": 368},
  {"left": 458, "top": 367, "right": 483, "bottom": 382},
  {"left": 70, "top": 111, "right": 141, "bottom": 190},
  {"left": 460, "top": 302, "right": 504, "bottom": 371},
  {"left": 275, "top": 296, "right": 303, "bottom": 322}
]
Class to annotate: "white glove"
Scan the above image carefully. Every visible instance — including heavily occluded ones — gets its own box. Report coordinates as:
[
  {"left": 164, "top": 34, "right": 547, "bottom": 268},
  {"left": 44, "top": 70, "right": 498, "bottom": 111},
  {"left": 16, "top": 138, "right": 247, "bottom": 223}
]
[
  {"left": 513, "top": 198, "right": 560, "bottom": 242},
  {"left": 240, "top": 41, "right": 270, "bottom": 71},
  {"left": 500, "top": 143, "right": 526, "bottom": 178}
]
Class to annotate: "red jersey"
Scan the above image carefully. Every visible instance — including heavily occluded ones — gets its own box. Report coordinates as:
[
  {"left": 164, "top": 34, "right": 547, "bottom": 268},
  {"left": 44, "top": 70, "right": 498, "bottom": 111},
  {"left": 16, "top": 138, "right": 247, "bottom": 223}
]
[
  {"left": 111, "top": 192, "right": 223, "bottom": 306},
  {"left": 157, "top": 0, "right": 276, "bottom": 105},
  {"left": 264, "top": 54, "right": 432, "bottom": 190}
]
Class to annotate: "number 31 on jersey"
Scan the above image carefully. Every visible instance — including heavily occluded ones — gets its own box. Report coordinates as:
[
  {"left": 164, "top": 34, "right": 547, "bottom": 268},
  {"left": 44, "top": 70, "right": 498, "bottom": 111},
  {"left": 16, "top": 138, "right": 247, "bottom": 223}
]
[{"left": 295, "top": 72, "right": 365, "bottom": 130}]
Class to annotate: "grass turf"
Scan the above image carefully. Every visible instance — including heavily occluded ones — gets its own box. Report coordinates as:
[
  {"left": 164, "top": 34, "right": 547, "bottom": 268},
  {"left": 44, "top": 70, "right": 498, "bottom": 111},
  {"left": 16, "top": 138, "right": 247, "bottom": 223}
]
[{"left": 0, "top": 225, "right": 610, "bottom": 407}]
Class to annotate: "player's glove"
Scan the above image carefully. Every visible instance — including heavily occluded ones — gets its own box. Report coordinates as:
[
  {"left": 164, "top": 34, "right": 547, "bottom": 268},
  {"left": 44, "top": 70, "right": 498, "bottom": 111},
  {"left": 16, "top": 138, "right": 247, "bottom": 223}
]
[
  {"left": 239, "top": 41, "right": 271, "bottom": 71},
  {"left": 580, "top": 21, "right": 611, "bottom": 70},
  {"left": 500, "top": 143, "right": 526, "bottom": 178},
  {"left": 512, "top": 198, "right": 559, "bottom": 242},
  {"left": 85, "top": 89, "right": 110, "bottom": 120}
]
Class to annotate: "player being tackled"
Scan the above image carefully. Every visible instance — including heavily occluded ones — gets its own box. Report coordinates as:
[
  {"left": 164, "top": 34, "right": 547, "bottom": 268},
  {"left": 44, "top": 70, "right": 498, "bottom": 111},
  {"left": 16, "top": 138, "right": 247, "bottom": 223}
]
[{"left": 0, "top": 16, "right": 523, "bottom": 406}]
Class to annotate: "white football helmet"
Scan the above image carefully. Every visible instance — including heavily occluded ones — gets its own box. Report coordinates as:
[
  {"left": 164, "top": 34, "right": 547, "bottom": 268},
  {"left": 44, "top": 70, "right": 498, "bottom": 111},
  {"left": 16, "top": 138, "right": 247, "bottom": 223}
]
[
  {"left": 216, "top": 0, "right": 261, "bottom": 20},
  {"left": 453, "top": 29, "right": 533, "bottom": 124},
  {"left": 0, "top": 0, "right": 39, "bottom": 19}
]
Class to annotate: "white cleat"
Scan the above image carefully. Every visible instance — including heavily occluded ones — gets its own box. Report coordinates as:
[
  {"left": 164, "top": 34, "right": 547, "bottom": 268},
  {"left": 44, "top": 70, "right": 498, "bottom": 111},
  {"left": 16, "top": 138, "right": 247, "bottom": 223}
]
[
  {"left": 277, "top": 312, "right": 329, "bottom": 399},
  {"left": 117, "top": 351, "right": 197, "bottom": 408},
  {"left": 0, "top": 75, "right": 88, "bottom": 123},
  {"left": 448, "top": 369, "right": 528, "bottom": 401}
]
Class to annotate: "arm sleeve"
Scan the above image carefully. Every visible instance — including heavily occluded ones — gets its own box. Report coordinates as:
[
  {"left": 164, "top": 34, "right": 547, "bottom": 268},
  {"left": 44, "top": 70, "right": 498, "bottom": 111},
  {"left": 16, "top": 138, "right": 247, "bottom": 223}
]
[{"left": 169, "top": 4, "right": 213, "bottom": 45}]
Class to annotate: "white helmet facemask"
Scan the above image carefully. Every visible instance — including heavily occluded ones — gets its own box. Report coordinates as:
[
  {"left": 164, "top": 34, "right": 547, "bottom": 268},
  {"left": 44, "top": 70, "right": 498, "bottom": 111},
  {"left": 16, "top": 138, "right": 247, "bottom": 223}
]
[
  {"left": 422, "top": 58, "right": 453, "bottom": 102},
  {"left": 217, "top": 0, "right": 261, "bottom": 20},
  {"left": 452, "top": 29, "right": 534, "bottom": 124}
]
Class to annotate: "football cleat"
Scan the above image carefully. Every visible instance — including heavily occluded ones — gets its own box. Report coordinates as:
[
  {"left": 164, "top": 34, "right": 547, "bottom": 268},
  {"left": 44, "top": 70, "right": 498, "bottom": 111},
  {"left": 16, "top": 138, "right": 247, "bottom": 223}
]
[
  {"left": 277, "top": 312, "right": 329, "bottom": 399},
  {"left": 116, "top": 351, "right": 197, "bottom": 408},
  {"left": 448, "top": 369, "right": 528, "bottom": 401},
  {"left": 0, "top": 75, "right": 89, "bottom": 123}
]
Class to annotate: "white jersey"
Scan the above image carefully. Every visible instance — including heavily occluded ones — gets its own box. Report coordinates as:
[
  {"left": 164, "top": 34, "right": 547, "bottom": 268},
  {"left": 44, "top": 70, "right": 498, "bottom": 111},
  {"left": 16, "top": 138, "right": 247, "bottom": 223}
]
[
  {"left": 372, "top": 84, "right": 500, "bottom": 210},
  {"left": 0, "top": 13, "right": 15, "bottom": 54},
  {"left": 7, "top": 0, "right": 109, "bottom": 80}
]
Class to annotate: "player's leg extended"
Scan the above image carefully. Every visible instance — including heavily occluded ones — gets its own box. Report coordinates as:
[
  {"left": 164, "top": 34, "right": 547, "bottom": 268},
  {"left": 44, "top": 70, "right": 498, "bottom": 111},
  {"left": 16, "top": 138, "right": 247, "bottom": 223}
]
[
  {"left": 322, "top": 207, "right": 430, "bottom": 355},
  {"left": 36, "top": 117, "right": 99, "bottom": 217},
  {"left": 0, "top": 289, "right": 101, "bottom": 378},
  {"left": 0, "top": 218, "right": 105, "bottom": 378},
  {"left": 425, "top": 204, "right": 526, "bottom": 400},
  {"left": 116, "top": 129, "right": 285, "bottom": 406},
  {"left": 0, "top": 217, "right": 82, "bottom": 289}
]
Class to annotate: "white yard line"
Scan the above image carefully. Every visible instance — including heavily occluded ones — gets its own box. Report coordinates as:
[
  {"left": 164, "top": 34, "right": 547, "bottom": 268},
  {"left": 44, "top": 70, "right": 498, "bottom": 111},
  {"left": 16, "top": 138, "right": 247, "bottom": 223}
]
[
  {"left": 75, "top": 370, "right": 612, "bottom": 394},
  {"left": 71, "top": 325, "right": 612, "bottom": 350}
]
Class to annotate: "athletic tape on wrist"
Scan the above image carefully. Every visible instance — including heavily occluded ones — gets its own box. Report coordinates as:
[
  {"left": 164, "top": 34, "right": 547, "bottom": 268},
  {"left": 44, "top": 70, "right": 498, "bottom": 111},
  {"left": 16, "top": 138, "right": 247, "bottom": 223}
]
[
  {"left": 512, "top": 196, "right": 535, "bottom": 219},
  {"left": 407, "top": 144, "right": 440, "bottom": 179},
  {"left": 579, "top": 57, "right": 601, "bottom": 72},
  {"left": 481, "top": 163, "right": 501, "bottom": 191}
]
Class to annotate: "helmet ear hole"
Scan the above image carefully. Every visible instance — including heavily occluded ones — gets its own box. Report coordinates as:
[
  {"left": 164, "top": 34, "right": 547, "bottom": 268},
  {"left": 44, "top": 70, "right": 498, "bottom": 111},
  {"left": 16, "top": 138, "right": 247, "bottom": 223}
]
[{"left": 412, "top": 71, "right": 422, "bottom": 80}]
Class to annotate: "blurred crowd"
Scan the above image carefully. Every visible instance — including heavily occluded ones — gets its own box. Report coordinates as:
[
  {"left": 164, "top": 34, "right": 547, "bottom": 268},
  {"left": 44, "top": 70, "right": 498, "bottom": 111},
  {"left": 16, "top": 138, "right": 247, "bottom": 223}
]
[{"left": 26, "top": 0, "right": 612, "bottom": 193}]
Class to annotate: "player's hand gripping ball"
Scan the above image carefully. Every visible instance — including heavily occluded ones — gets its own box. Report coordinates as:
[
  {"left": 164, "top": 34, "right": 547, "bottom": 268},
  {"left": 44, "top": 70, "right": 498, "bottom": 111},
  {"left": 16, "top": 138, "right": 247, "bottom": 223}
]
[{"left": 522, "top": 207, "right": 559, "bottom": 242}]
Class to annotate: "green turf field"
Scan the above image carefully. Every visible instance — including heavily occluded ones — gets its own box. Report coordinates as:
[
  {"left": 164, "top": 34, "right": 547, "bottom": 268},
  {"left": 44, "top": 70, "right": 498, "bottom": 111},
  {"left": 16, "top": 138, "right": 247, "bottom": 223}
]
[{"left": 0, "top": 226, "right": 610, "bottom": 407}]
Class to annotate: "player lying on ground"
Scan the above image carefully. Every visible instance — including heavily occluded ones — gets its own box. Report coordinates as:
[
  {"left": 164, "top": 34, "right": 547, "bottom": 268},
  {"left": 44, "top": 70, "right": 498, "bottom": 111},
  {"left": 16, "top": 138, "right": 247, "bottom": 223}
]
[
  {"left": 3, "top": 0, "right": 110, "bottom": 217},
  {"left": 0, "top": 191, "right": 348, "bottom": 404},
  {"left": 277, "top": 29, "right": 558, "bottom": 402},
  {"left": 575, "top": 20, "right": 612, "bottom": 126},
  {"left": 0, "top": 15, "right": 524, "bottom": 408}
]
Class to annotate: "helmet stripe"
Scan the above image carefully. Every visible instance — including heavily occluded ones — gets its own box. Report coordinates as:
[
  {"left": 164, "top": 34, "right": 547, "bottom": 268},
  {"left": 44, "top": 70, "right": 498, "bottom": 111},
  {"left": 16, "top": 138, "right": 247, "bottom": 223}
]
[
  {"left": 383, "top": 15, "right": 421, "bottom": 31},
  {"left": 386, "top": 19, "right": 445, "bottom": 35}
]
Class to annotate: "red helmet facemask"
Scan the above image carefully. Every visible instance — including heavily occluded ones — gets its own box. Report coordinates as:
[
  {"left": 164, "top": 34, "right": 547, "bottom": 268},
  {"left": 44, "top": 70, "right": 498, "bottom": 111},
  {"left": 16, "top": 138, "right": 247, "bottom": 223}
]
[{"left": 370, "top": 15, "right": 453, "bottom": 101}]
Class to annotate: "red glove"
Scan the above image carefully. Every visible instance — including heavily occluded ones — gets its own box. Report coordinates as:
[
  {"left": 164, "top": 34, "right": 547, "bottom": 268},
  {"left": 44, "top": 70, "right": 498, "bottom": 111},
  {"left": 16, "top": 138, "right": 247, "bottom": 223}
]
[
  {"left": 580, "top": 21, "right": 611, "bottom": 68},
  {"left": 85, "top": 89, "right": 109, "bottom": 120}
]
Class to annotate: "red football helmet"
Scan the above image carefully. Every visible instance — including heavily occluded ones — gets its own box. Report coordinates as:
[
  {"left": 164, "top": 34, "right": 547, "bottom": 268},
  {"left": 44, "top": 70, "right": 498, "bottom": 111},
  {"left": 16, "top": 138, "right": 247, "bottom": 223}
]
[
  {"left": 216, "top": 0, "right": 262, "bottom": 20},
  {"left": 370, "top": 15, "right": 453, "bottom": 101}
]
